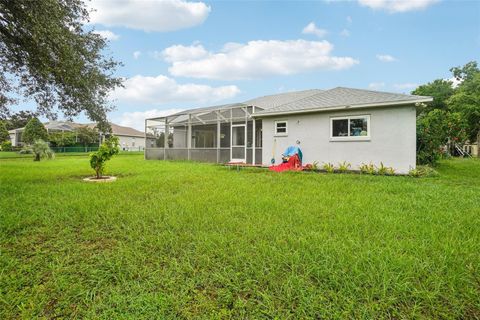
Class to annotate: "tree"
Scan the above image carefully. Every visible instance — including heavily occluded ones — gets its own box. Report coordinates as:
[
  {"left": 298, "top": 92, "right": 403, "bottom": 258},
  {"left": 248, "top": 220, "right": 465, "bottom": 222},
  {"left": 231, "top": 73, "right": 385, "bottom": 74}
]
[
  {"left": 0, "top": 0, "right": 122, "bottom": 129},
  {"left": 447, "top": 71, "right": 480, "bottom": 157},
  {"left": 412, "top": 79, "right": 455, "bottom": 114},
  {"left": 48, "top": 131, "right": 76, "bottom": 147},
  {"left": 0, "top": 121, "right": 9, "bottom": 142},
  {"left": 89, "top": 136, "right": 119, "bottom": 179},
  {"left": 451, "top": 61, "right": 479, "bottom": 82},
  {"left": 2, "top": 110, "right": 39, "bottom": 130},
  {"left": 24, "top": 139, "right": 55, "bottom": 161},
  {"left": 76, "top": 126, "right": 99, "bottom": 147},
  {"left": 416, "top": 109, "right": 468, "bottom": 165},
  {"left": 23, "top": 118, "right": 48, "bottom": 144}
]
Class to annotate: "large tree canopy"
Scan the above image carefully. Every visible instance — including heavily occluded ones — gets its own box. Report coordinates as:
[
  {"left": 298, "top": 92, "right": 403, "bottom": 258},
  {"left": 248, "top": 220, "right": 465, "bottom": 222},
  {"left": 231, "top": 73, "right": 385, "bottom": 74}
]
[
  {"left": 412, "top": 79, "right": 455, "bottom": 114},
  {"left": 0, "top": 0, "right": 122, "bottom": 130}
]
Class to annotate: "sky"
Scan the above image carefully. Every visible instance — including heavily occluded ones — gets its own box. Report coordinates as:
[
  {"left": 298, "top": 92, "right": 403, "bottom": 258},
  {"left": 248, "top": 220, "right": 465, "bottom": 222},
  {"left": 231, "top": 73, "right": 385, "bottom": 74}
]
[{"left": 38, "top": 0, "right": 480, "bottom": 130}]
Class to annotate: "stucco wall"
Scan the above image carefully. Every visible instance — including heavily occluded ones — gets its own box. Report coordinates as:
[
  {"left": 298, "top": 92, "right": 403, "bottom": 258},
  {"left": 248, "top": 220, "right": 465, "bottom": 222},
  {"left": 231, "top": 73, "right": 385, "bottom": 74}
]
[
  {"left": 261, "top": 105, "right": 416, "bottom": 174},
  {"left": 117, "top": 135, "right": 145, "bottom": 151}
]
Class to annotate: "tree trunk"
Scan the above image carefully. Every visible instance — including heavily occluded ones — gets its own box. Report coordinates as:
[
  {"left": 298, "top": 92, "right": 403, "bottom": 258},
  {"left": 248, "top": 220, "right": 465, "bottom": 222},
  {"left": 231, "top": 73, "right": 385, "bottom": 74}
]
[{"left": 34, "top": 153, "right": 40, "bottom": 161}]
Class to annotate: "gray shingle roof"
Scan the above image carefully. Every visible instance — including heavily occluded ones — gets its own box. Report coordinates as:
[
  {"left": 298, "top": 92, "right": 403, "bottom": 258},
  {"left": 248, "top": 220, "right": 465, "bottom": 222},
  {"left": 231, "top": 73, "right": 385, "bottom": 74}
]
[
  {"left": 253, "top": 87, "right": 432, "bottom": 116},
  {"left": 244, "top": 89, "right": 323, "bottom": 109}
]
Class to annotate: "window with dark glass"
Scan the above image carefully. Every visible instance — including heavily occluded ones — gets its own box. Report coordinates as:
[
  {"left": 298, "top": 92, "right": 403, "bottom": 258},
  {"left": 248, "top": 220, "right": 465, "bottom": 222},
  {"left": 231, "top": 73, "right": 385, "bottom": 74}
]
[
  {"left": 275, "top": 121, "right": 287, "bottom": 135},
  {"left": 332, "top": 119, "right": 348, "bottom": 137},
  {"left": 331, "top": 115, "right": 369, "bottom": 139}
]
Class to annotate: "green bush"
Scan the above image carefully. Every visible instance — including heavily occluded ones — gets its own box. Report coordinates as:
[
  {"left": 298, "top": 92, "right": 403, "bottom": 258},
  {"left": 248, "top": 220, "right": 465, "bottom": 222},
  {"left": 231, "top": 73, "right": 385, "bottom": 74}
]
[
  {"left": 417, "top": 110, "right": 468, "bottom": 166},
  {"left": 89, "top": 136, "right": 119, "bottom": 179},
  {"left": 337, "top": 161, "right": 351, "bottom": 173},
  {"left": 1, "top": 140, "right": 12, "bottom": 151},
  {"left": 322, "top": 162, "right": 335, "bottom": 173},
  {"left": 48, "top": 131, "right": 77, "bottom": 147},
  {"left": 408, "top": 166, "right": 439, "bottom": 178},
  {"left": 360, "top": 163, "right": 376, "bottom": 175}
]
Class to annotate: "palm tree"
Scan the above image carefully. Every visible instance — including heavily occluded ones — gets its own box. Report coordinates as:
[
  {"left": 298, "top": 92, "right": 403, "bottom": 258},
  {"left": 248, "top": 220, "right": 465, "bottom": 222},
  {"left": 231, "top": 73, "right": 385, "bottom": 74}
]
[{"left": 25, "top": 139, "right": 55, "bottom": 161}]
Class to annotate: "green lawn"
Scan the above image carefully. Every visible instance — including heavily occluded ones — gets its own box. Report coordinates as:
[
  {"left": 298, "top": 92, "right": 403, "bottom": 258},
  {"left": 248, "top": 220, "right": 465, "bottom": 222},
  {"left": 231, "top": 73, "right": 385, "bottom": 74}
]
[
  {"left": 0, "top": 150, "right": 144, "bottom": 159},
  {"left": 1, "top": 155, "right": 479, "bottom": 319}
]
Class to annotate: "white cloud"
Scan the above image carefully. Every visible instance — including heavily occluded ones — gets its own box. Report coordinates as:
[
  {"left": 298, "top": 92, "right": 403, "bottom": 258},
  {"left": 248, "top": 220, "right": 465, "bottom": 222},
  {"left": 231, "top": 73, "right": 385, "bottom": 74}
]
[
  {"left": 93, "top": 30, "right": 120, "bottom": 41},
  {"left": 89, "top": 0, "right": 211, "bottom": 32},
  {"left": 164, "top": 40, "right": 359, "bottom": 80},
  {"left": 393, "top": 83, "right": 418, "bottom": 91},
  {"left": 162, "top": 44, "right": 209, "bottom": 62},
  {"left": 133, "top": 51, "right": 141, "bottom": 59},
  {"left": 340, "top": 29, "right": 351, "bottom": 37},
  {"left": 112, "top": 75, "right": 240, "bottom": 105},
  {"left": 346, "top": 16, "right": 353, "bottom": 24},
  {"left": 368, "top": 82, "right": 386, "bottom": 90},
  {"left": 358, "top": 0, "right": 439, "bottom": 13},
  {"left": 115, "top": 108, "right": 184, "bottom": 131},
  {"left": 302, "top": 22, "right": 328, "bottom": 38},
  {"left": 376, "top": 54, "right": 397, "bottom": 62}
]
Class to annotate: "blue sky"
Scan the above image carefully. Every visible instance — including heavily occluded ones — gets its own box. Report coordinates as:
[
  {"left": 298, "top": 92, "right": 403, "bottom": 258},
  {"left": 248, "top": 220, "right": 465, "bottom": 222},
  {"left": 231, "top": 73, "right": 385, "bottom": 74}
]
[{"left": 50, "top": 0, "right": 480, "bottom": 129}]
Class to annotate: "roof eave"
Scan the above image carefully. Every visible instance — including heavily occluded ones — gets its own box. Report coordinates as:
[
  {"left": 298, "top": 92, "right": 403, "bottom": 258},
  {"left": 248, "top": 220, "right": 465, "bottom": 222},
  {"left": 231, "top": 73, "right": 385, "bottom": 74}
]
[{"left": 251, "top": 98, "right": 433, "bottom": 118}]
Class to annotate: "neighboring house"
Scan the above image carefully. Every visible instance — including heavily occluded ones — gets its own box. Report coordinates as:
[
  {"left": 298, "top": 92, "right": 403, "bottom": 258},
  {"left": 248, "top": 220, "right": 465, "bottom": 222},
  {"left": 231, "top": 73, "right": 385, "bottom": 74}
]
[
  {"left": 9, "top": 121, "right": 83, "bottom": 147},
  {"left": 86, "top": 123, "right": 146, "bottom": 151},
  {"left": 9, "top": 121, "right": 147, "bottom": 150},
  {"left": 145, "top": 87, "right": 433, "bottom": 174}
]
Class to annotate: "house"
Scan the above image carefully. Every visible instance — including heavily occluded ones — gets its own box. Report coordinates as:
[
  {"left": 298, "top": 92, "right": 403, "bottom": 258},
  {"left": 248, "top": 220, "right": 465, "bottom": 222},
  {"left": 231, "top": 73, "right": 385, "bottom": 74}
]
[
  {"left": 9, "top": 121, "right": 147, "bottom": 150},
  {"left": 144, "top": 87, "right": 432, "bottom": 173}
]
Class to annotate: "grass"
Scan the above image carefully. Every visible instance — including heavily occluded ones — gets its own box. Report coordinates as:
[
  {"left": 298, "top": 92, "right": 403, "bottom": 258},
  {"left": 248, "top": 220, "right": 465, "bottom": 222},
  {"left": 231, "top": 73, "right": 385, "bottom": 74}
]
[
  {"left": 0, "top": 150, "right": 143, "bottom": 159},
  {"left": 0, "top": 155, "right": 479, "bottom": 319}
]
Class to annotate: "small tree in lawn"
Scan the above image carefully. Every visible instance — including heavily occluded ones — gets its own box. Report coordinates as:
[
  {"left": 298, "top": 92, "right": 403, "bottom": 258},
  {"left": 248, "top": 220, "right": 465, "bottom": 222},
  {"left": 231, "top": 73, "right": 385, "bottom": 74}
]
[
  {"left": 23, "top": 118, "right": 48, "bottom": 144},
  {"left": 25, "top": 139, "right": 55, "bottom": 161},
  {"left": 89, "top": 136, "right": 119, "bottom": 179}
]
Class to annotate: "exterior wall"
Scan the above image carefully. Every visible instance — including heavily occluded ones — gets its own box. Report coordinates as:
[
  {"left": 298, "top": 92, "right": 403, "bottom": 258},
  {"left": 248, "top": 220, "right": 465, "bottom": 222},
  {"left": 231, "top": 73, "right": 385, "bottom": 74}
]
[
  {"left": 117, "top": 135, "right": 145, "bottom": 151},
  {"left": 261, "top": 105, "right": 417, "bottom": 174}
]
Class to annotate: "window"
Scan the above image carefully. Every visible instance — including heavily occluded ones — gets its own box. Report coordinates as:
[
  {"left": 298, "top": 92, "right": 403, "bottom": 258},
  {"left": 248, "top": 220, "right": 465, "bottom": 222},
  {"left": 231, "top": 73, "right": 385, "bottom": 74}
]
[
  {"left": 330, "top": 115, "right": 370, "bottom": 140},
  {"left": 274, "top": 120, "right": 288, "bottom": 136}
]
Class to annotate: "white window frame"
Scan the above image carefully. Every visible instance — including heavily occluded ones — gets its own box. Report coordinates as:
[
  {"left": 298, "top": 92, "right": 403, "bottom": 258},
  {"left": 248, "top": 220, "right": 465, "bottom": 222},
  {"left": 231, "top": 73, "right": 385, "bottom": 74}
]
[
  {"left": 274, "top": 120, "right": 288, "bottom": 136},
  {"left": 330, "top": 115, "right": 370, "bottom": 141}
]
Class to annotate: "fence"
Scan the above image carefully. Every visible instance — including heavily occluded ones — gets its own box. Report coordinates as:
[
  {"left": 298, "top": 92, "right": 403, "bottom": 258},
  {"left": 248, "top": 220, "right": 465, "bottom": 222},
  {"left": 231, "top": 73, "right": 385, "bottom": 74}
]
[{"left": 50, "top": 146, "right": 99, "bottom": 153}]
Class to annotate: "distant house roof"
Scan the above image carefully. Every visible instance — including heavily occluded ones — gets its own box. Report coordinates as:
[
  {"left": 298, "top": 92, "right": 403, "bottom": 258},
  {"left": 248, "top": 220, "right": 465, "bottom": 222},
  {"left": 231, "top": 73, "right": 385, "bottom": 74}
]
[
  {"left": 9, "top": 121, "right": 144, "bottom": 138},
  {"left": 44, "top": 121, "right": 83, "bottom": 131},
  {"left": 253, "top": 87, "right": 432, "bottom": 117},
  {"left": 86, "top": 123, "right": 145, "bottom": 138},
  {"left": 244, "top": 89, "right": 323, "bottom": 109}
]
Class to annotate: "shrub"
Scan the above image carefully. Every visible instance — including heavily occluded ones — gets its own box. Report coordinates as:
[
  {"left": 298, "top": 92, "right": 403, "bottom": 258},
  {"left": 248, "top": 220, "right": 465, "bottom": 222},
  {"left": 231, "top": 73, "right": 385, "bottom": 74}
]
[
  {"left": 360, "top": 162, "right": 376, "bottom": 175},
  {"left": 23, "top": 139, "right": 55, "bottom": 161},
  {"left": 408, "top": 166, "right": 439, "bottom": 178},
  {"left": 416, "top": 110, "right": 468, "bottom": 166},
  {"left": 376, "top": 162, "right": 390, "bottom": 175},
  {"left": 322, "top": 162, "right": 335, "bottom": 173},
  {"left": 337, "top": 161, "right": 351, "bottom": 173},
  {"left": 48, "top": 131, "right": 77, "bottom": 147},
  {"left": 89, "top": 136, "right": 119, "bottom": 179},
  {"left": 1, "top": 140, "right": 12, "bottom": 151}
]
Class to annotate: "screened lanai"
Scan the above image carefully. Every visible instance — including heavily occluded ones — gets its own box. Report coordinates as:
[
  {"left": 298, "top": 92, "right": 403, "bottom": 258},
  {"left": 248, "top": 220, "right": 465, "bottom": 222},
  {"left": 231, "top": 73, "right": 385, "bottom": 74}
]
[{"left": 145, "top": 103, "right": 263, "bottom": 164}]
